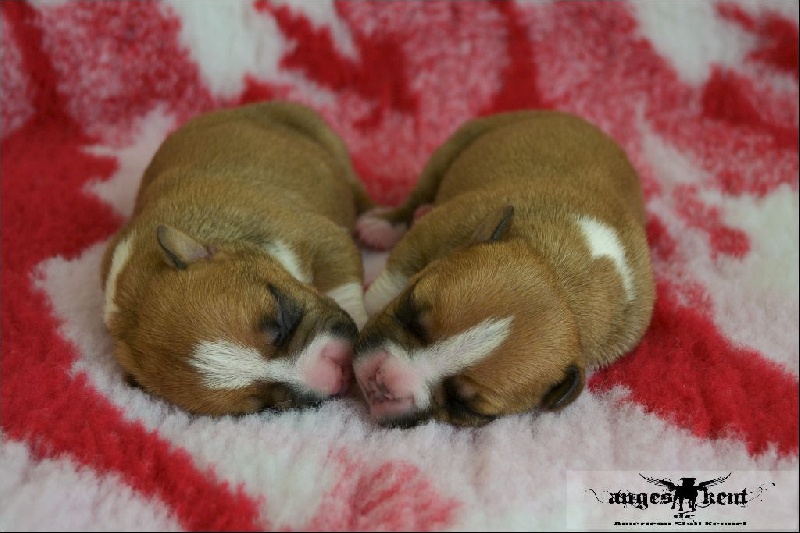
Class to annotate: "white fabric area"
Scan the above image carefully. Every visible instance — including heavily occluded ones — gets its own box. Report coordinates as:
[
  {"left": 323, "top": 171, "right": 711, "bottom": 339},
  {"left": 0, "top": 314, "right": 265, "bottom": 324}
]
[{"left": 0, "top": 438, "right": 181, "bottom": 531}]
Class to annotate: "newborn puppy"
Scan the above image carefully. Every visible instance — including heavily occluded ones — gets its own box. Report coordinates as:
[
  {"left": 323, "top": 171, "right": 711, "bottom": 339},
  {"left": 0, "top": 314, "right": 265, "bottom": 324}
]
[
  {"left": 102, "top": 101, "right": 372, "bottom": 415},
  {"left": 353, "top": 110, "right": 655, "bottom": 427}
]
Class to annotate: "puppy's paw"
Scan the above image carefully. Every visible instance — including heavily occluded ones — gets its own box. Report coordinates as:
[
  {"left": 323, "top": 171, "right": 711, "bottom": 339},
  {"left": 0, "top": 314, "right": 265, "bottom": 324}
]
[
  {"left": 412, "top": 204, "right": 433, "bottom": 224},
  {"left": 356, "top": 208, "right": 407, "bottom": 251}
]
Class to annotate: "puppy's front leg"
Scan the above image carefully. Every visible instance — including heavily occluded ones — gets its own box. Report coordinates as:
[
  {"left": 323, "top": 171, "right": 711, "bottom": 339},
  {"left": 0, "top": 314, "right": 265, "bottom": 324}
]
[
  {"left": 311, "top": 224, "right": 369, "bottom": 330},
  {"left": 356, "top": 112, "right": 534, "bottom": 251},
  {"left": 354, "top": 128, "right": 465, "bottom": 251},
  {"left": 364, "top": 199, "right": 486, "bottom": 316}
]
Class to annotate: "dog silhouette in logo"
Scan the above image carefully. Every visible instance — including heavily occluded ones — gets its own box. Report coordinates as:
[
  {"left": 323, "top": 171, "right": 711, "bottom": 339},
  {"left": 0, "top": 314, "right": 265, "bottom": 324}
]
[{"left": 640, "top": 473, "right": 731, "bottom": 512}]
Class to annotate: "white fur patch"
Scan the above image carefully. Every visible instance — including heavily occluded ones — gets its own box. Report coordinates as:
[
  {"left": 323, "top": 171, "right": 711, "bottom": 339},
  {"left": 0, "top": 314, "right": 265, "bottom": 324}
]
[
  {"left": 575, "top": 216, "right": 635, "bottom": 301},
  {"left": 103, "top": 233, "right": 134, "bottom": 326},
  {"left": 378, "top": 317, "right": 514, "bottom": 410},
  {"left": 265, "top": 240, "right": 311, "bottom": 284},
  {"left": 326, "top": 282, "right": 368, "bottom": 329},
  {"left": 190, "top": 333, "right": 337, "bottom": 391},
  {"left": 364, "top": 270, "right": 407, "bottom": 315}
]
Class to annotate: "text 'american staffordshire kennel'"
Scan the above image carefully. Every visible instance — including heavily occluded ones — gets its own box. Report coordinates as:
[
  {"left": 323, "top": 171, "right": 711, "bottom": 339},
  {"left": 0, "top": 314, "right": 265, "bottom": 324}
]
[
  {"left": 355, "top": 111, "right": 655, "bottom": 427},
  {"left": 102, "top": 102, "right": 372, "bottom": 415}
]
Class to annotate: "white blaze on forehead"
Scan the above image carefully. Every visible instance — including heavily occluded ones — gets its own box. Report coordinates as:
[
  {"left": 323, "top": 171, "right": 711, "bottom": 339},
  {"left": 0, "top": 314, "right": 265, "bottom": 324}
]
[
  {"left": 364, "top": 269, "right": 407, "bottom": 316},
  {"left": 190, "top": 333, "right": 339, "bottom": 391},
  {"left": 265, "top": 240, "right": 311, "bottom": 284},
  {"left": 377, "top": 317, "right": 514, "bottom": 410},
  {"left": 575, "top": 215, "right": 634, "bottom": 302},
  {"left": 103, "top": 233, "right": 134, "bottom": 326},
  {"left": 326, "top": 282, "right": 368, "bottom": 329}
]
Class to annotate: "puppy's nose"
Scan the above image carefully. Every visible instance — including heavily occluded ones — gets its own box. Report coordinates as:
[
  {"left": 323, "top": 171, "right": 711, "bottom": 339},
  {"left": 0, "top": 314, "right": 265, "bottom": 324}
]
[
  {"left": 303, "top": 338, "right": 353, "bottom": 397},
  {"left": 353, "top": 349, "right": 423, "bottom": 422}
]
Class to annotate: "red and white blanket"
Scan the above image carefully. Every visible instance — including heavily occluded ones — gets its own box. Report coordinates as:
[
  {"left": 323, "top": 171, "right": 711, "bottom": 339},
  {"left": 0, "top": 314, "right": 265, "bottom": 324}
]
[{"left": 2, "top": 1, "right": 798, "bottom": 530}]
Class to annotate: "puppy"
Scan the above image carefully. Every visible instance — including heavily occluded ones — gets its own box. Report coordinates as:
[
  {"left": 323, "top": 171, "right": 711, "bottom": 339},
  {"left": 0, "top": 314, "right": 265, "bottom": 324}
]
[
  {"left": 353, "top": 110, "right": 655, "bottom": 427},
  {"left": 101, "top": 101, "right": 373, "bottom": 416}
]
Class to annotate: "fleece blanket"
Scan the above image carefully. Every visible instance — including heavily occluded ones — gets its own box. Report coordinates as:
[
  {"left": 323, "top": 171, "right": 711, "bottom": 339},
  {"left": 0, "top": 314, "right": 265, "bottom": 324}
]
[{"left": 1, "top": 1, "right": 798, "bottom": 531}]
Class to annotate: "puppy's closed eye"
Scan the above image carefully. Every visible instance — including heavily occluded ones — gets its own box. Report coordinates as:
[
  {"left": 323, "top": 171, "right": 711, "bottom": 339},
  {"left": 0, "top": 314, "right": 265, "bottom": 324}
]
[
  {"left": 393, "top": 288, "right": 427, "bottom": 342},
  {"left": 262, "top": 284, "right": 304, "bottom": 348}
]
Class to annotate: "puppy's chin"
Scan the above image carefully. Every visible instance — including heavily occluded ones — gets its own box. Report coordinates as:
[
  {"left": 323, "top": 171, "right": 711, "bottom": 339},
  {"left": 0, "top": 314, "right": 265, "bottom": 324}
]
[
  {"left": 374, "top": 409, "right": 495, "bottom": 429},
  {"left": 367, "top": 396, "right": 421, "bottom": 424},
  {"left": 131, "top": 377, "right": 335, "bottom": 417},
  {"left": 364, "top": 396, "right": 498, "bottom": 428},
  {"left": 253, "top": 381, "right": 327, "bottom": 411},
  {"left": 370, "top": 406, "right": 436, "bottom": 429}
]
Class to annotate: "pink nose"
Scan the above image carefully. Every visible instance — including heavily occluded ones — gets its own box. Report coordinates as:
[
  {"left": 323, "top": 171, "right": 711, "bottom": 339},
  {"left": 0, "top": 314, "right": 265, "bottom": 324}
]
[
  {"left": 304, "top": 340, "right": 353, "bottom": 396},
  {"left": 321, "top": 341, "right": 351, "bottom": 365},
  {"left": 354, "top": 350, "right": 424, "bottom": 422}
]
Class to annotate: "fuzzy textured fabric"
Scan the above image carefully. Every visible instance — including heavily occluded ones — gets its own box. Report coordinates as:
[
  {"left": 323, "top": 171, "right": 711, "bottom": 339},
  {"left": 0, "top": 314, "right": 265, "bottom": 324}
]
[{"left": 1, "top": 1, "right": 798, "bottom": 531}]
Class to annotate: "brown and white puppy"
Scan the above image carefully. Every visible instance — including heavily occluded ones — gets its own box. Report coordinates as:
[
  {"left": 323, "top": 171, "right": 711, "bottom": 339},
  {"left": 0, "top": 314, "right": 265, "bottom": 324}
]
[
  {"left": 353, "top": 110, "right": 655, "bottom": 427},
  {"left": 102, "top": 101, "right": 373, "bottom": 416}
]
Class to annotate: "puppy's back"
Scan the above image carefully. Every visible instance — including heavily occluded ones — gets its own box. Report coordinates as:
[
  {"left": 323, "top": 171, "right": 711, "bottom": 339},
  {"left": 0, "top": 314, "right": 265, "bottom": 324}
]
[
  {"left": 135, "top": 102, "right": 361, "bottom": 227},
  {"left": 435, "top": 111, "right": 646, "bottom": 225}
]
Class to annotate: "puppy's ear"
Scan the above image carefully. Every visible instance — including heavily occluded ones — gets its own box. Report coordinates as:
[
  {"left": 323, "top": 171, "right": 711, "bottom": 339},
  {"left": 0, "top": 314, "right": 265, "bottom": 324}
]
[
  {"left": 113, "top": 342, "right": 143, "bottom": 389},
  {"left": 124, "top": 373, "right": 143, "bottom": 389},
  {"left": 156, "top": 225, "right": 212, "bottom": 269},
  {"left": 542, "top": 365, "right": 585, "bottom": 411},
  {"left": 471, "top": 205, "right": 514, "bottom": 244}
]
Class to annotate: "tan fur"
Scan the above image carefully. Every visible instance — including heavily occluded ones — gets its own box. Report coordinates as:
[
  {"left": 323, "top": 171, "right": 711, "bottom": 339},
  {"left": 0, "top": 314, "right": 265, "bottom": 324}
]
[
  {"left": 102, "top": 102, "right": 370, "bottom": 415},
  {"left": 358, "top": 110, "right": 655, "bottom": 426}
]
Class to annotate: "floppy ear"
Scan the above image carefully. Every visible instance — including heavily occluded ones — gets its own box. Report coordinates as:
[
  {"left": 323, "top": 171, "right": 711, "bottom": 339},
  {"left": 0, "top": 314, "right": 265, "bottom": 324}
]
[
  {"left": 124, "top": 373, "right": 143, "bottom": 389},
  {"left": 156, "top": 225, "right": 212, "bottom": 269},
  {"left": 471, "top": 205, "right": 514, "bottom": 244},
  {"left": 541, "top": 365, "right": 585, "bottom": 411},
  {"left": 113, "top": 342, "right": 143, "bottom": 389}
]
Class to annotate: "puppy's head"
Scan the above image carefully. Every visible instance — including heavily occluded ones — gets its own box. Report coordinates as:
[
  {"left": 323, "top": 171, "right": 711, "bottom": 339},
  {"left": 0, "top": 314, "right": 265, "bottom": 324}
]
[
  {"left": 107, "top": 225, "right": 358, "bottom": 416},
  {"left": 353, "top": 206, "right": 585, "bottom": 427}
]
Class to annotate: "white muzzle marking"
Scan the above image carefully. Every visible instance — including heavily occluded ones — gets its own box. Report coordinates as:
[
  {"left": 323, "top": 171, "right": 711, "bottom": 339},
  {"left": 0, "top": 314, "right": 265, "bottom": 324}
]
[{"left": 190, "top": 333, "right": 339, "bottom": 392}]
